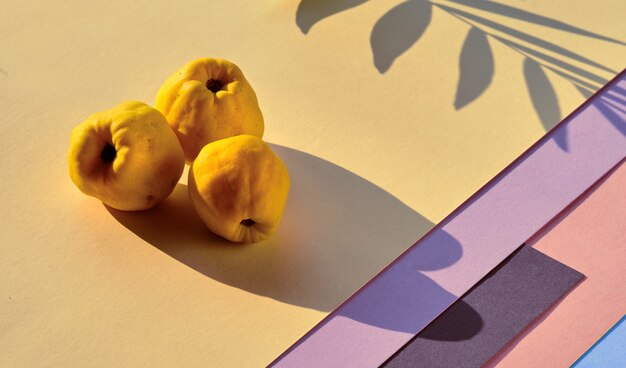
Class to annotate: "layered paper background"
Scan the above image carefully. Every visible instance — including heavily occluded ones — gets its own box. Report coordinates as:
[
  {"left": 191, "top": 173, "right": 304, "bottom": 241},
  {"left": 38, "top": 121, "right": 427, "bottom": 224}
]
[
  {"left": 272, "top": 72, "right": 626, "bottom": 366},
  {"left": 486, "top": 159, "right": 626, "bottom": 367},
  {"left": 1, "top": 1, "right": 625, "bottom": 367}
]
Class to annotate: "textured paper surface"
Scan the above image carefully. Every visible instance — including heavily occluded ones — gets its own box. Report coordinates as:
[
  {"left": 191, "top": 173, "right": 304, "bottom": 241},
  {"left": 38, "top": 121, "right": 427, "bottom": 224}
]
[
  {"left": 1, "top": 1, "right": 625, "bottom": 367},
  {"left": 572, "top": 315, "right": 626, "bottom": 367},
  {"left": 382, "top": 245, "right": 583, "bottom": 368},
  {"left": 485, "top": 160, "right": 626, "bottom": 367},
  {"left": 272, "top": 72, "right": 626, "bottom": 367}
]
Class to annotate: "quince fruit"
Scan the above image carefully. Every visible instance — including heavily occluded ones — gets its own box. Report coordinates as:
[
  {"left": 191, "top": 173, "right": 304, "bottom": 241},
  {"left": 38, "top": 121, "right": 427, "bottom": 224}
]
[
  {"left": 68, "top": 101, "right": 185, "bottom": 211},
  {"left": 155, "top": 58, "right": 264, "bottom": 162},
  {"left": 188, "top": 135, "right": 290, "bottom": 243}
]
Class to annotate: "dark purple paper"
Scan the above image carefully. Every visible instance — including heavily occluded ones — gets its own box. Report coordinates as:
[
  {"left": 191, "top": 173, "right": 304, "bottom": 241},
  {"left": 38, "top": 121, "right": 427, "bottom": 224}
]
[{"left": 382, "top": 245, "right": 584, "bottom": 368}]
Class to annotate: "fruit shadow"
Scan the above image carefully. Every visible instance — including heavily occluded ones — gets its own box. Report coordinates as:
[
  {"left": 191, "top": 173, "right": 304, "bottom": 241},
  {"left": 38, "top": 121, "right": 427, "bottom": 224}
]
[{"left": 107, "top": 144, "right": 480, "bottom": 337}]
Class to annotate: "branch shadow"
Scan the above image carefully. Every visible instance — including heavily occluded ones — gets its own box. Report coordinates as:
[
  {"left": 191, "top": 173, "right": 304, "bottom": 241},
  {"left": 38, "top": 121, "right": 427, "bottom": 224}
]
[
  {"left": 296, "top": 0, "right": 369, "bottom": 34},
  {"left": 295, "top": 0, "right": 622, "bottom": 144},
  {"left": 596, "top": 85, "right": 626, "bottom": 136},
  {"left": 438, "top": 5, "right": 616, "bottom": 81},
  {"left": 447, "top": 0, "right": 626, "bottom": 46},
  {"left": 572, "top": 74, "right": 625, "bottom": 135},
  {"left": 107, "top": 144, "right": 482, "bottom": 338},
  {"left": 440, "top": 4, "right": 618, "bottom": 75}
]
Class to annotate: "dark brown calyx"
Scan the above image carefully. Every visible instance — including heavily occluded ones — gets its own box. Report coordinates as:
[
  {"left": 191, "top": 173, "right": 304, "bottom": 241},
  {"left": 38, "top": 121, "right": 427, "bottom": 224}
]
[
  {"left": 240, "top": 219, "right": 255, "bottom": 227},
  {"left": 100, "top": 143, "right": 116, "bottom": 164},
  {"left": 206, "top": 79, "right": 224, "bottom": 93}
]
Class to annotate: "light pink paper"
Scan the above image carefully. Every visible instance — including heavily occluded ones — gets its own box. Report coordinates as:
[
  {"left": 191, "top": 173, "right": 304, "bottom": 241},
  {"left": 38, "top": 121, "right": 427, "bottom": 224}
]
[{"left": 486, "top": 159, "right": 626, "bottom": 367}]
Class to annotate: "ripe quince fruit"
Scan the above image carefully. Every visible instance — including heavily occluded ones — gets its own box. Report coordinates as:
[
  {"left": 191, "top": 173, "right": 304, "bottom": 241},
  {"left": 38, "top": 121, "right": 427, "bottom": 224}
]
[
  {"left": 188, "top": 135, "right": 290, "bottom": 243},
  {"left": 155, "top": 58, "right": 264, "bottom": 162},
  {"left": 68, "top": 101, "right": 185, "bottom": 211}
]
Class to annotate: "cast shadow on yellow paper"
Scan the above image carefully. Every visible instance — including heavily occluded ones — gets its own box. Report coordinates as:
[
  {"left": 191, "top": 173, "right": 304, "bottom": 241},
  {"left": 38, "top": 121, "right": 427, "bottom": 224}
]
[
  {"left": 107, "top": 144, "right": 474, "bottom": 323},
  {"left": 296, "top": 0, "right": 622, "bottom": 150}
]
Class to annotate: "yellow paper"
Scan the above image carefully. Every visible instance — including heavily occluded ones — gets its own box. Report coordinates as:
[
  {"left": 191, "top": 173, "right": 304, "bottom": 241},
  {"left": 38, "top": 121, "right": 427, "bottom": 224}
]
[{"left": 1, "top": 1, "right": 624, "bottom": 366}]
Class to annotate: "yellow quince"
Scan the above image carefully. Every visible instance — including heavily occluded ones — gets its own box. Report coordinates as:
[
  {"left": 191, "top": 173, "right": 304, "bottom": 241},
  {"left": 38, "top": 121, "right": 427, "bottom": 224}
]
[
  {"left": 68, "top": 101, "right": 185, "bottom": 211},
  {"left": 155, "top": 58, "right": 264, "bottom": 162},
  {"left": 188, "top": 135, "right": 290, "bottom": 243}
]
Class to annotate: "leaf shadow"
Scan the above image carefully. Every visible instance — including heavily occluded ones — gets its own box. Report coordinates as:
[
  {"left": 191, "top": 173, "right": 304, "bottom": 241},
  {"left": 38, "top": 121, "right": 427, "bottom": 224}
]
[
  {"left": 454, "top": 27, "right": 494, "bottom": 109},
  {"left": 295, "top": 0, "right": 622, "bottom": 147},
  {"left": 106, "top": 142, "right": 479, "bottom": 337},
  {"left": 296, "top": 0, "right": 369, "bottom": 34},
  {"left": 370, "top": 0, "right": 432, "bottom": 73},
  {"left": 523, "top": 57, "right": 566, "bottom": 150}
]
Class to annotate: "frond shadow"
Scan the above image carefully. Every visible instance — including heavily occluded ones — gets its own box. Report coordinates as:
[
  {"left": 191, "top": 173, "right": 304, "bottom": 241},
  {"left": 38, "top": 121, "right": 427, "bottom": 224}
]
[
  {"left": 370, "top": 0, "right": 432, "bottom": 73},
  {"left": 596, "top": 90, "right": 626, "bottom": 136},
  {"left": 295, "top": 0, "right": 623, "bottom": 147},
  {"left": 437, "top": 5, "right": 616, "bottom": 75},
  {"left": 296, "top": 0, "right": 369, "bottom": 34},
  {"left": 523, "top": 58, "right": 566, "bottom": 150},
  {"left": 447, "top": 0, "right": 626, "bottom": 46},
  {"left": 454, "top": 27, "right": 494, "bottom": 109}
]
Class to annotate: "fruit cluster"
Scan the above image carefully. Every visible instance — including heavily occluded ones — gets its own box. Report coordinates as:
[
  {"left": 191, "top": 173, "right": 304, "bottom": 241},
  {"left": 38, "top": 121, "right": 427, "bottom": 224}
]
[{"left": 68, "top": 58, "right": 290, "bottom": 243}]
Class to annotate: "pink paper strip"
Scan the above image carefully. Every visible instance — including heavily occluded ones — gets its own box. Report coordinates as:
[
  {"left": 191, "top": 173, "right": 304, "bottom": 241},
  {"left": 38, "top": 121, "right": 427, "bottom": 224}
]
[
  {"left": 271, "top": 70, "right": 626, "bottom": 368},
  {"left": 484, "top": 160, "right": 626, "bottom": 367}
]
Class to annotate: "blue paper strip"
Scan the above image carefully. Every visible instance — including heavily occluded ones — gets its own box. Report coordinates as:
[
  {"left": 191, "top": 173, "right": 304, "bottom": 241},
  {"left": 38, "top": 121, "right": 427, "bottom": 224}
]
[{"left": 571, "top": 315, "right": 626, "bottom": 367}]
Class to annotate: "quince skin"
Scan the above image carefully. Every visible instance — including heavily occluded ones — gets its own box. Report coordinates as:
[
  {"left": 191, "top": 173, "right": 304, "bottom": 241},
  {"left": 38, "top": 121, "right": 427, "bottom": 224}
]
[
  {"left": 68, "top": 101, "right": 185, "bottom": 211},
  {"left": 156, "top": 58, "right": 264, "bottom": 162},
  {"left": 188, "top": 135, "right": 290, "bottom": 243}
]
